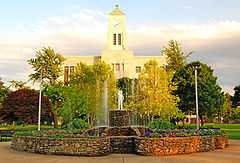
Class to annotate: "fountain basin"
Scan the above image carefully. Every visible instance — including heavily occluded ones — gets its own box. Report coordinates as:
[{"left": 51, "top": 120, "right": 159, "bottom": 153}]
[
  {"left": 11, "top": 134, "right": 228, "bottom": 156},
  {"left": 109, "top": 110, "right": 132, "bottom": 127}
]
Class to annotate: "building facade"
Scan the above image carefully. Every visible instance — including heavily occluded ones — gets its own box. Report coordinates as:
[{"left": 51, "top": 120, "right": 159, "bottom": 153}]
[{"left": 63, "top": 5, "right": 166, "bottom": 83}]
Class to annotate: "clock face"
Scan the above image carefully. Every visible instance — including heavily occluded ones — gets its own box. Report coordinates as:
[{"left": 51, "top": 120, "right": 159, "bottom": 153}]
[{"left": 113, "top": 21, "right": 120, "bottom": 28}]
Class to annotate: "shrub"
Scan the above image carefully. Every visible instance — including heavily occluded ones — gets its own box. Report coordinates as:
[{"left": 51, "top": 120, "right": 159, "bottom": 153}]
[
  {"left": 230, "top": 108, "right": 240, "bottom": 120},
  {"left": 48, "top": 134, "right": 65, "bottom": 139},
  {"left": 148, "top": 119, "right": 176, "bottom": 130},
  {"left": 68, "top": 119, "right": 89, "bottom": 130},
  {"left": 145, "top": 128, "right": 225, "bottom": 138}
]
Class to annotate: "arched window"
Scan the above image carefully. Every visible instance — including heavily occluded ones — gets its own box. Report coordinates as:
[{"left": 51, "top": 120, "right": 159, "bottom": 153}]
[
  {"left": 113, "top": 34, "right": 117, "bottom": 45},
  {"left": 118, "top": 34, "right": 122, "bottom": 45}
]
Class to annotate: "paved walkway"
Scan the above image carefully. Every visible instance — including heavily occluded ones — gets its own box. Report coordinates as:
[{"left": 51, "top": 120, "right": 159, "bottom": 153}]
[{"left": 0, "top": 140, "right": 240, "bottom": 163}]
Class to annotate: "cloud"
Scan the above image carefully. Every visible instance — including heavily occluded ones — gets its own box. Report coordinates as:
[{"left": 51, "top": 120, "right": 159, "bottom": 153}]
[
  {"left": 0, "top": 8, "right": 240, "bottom": 94},
  {"left": 128, "top": 21, "right": 240, "bottom": 94}
]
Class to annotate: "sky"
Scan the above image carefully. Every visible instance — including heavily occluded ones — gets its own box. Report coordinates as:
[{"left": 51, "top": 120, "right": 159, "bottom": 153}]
[{"left": 0, "top": 0, "right": 240, "bottom": 94}]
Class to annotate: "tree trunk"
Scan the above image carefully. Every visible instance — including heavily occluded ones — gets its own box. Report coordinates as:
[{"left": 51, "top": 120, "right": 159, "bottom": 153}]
[
  {"left": 88, "top": 112, "right": 95, "bottom": 127},
  {"left": 199, "top": 115, "right": 204, "bottom": 126},
  {"left": 53, "top": 112, "right": 58, "bottom": 128}
]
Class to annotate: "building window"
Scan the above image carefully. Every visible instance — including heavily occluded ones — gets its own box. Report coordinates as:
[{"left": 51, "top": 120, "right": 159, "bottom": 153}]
[
  {"left": 70, "top": 66, "right": 75, "bottom": 76},
  {"left": 64, "top": 66, "right": 69, "bottom": 84},
  {"left": 136, "top": 66, "right": 141, "bottom": 73},
  {"left": 116, "top": 63, "right": 120, "bottom": 71},
  {"left": 113, "top": 34, "right": 117, "bottom": 45},
  {"left": 118, "top": 34, "right": 122, "bottom": 45}
]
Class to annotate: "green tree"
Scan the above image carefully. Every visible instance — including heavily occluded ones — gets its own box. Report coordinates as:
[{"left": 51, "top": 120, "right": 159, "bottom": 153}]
[
  {"left": 70, "top": 62, "right": 96, "bottom": 126},
  {"left": 215, "top": 91, "right": 225, "bottom": 123},
  {"left": 222, "top": 93, "right": 233, "bottom": 122},
  {"left": 28, "top": 47, "right": 65, "bottom": 84},
  {"left": 60, "top": 86, "right": 89, "bottom": 129},
  {"left": 230, "top": 107, "right": 240, "bottom": 120},
  {"left": 28, "top": 47, "right": 65, "bottom": 127},
  {"left": 69, "top": 61, "right": 116, "bottom": 126},
  {"left": 43, "top": 83, "right": 64, "bottom": 128},
  {"left": 93, "top": 61, "right": 117, "bottom": 113},
  {"left": 128, "top": 60, "right": 179, "bottom": 122},
  {"left": 162, "top": 40, "right": 192, "bottom": 72},
  {"left": 233, "top": 85, "right": 240, "bottom": 108},
  {"left": 172, "top": 61, "right": 224, "bottom": 125}
]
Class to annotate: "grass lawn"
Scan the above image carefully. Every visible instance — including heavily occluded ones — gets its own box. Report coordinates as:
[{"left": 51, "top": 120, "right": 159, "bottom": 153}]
[
  {"left": 0, "top": 125, "right": 54, "bottom": 142},
  {"left": 203, "top": 123, "right": 240, "bottom": 140},
  {"left": 1, "top": 124, "right": 240, "bottom": 140},
  {"left": 0, "top": 125, "right": 54, "bottom": 131},
  {"left": 178, "top": 123, "right": 240, "bottom": 139}
]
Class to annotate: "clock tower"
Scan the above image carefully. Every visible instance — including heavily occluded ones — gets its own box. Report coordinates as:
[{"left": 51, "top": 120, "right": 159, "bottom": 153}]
[
  {"left": 101, "top": 5, "right": 135, "bottom": 79},
  {"left": 63, "top": 4, "right": 166, "bottom": 82},
  {"left": 107, "top": 5, "right": 128, "bottom": 50}
]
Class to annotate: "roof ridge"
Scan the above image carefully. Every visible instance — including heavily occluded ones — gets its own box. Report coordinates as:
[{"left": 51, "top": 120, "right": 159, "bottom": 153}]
[{"left": 109, "top": 4, "right": 125, "bottom": 16}]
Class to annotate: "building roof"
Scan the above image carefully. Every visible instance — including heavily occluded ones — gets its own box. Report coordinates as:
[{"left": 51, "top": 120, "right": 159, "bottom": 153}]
[{"left": 109, "top": 5, "right": 125, "bottom": 16}]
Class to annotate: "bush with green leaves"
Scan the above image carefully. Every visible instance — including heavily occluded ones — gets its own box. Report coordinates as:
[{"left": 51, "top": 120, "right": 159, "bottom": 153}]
[
  {"left": 148, "top": 119, "right": 176, "bottom": 130},
  {"left": 230, "top": 108, "right": 240, "bottom": 120},
  {"left": 60, "top": 86, "right": 89, "bottom": 130},
  {"left": 145, "top": 128, "right": 225, "bottom": 138},
  {"left": 14, "top": 129, "right": 85, "bottom": 138}
]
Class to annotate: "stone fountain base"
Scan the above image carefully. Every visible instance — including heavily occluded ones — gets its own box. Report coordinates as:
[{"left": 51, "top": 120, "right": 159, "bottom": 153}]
[
  {"left": 109, "top": 110, "right": 132, "bottom": 127},
  {"left": 10, "top": 110, "right": 229, "bottom": 156}
]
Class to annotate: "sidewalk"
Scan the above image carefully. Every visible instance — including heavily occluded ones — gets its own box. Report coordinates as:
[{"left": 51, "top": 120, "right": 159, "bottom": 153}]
[{"left": 0, "top": 140, "right": 240, "bottom": 163}]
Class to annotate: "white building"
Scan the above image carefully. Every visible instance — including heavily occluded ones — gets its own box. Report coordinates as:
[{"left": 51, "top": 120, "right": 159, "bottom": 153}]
[{"left": 63, "top": 5, "right": 166, "bottom": 83}]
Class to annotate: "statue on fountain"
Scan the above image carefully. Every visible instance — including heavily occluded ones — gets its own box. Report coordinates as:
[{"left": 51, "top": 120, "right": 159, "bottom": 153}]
[
  {"left": 117, "top": 90, "right": 124, "bottom": 110},
  {"left": 109, "top": 89, "right": 131, "bottom": 127}
]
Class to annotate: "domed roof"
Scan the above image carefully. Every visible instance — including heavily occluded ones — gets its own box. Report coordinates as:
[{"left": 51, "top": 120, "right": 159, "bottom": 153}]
[{"left": 109, "top": 5, "right": 125, "bottom": 16}]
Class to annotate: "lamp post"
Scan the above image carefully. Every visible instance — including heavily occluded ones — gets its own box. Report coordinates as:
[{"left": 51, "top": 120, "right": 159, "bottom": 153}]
[
  {"left": 38, "top": 69, "right": 43, "bottom": 131},
  {"left": 195, "top": 66, "right": 199, "bottom": 130}
]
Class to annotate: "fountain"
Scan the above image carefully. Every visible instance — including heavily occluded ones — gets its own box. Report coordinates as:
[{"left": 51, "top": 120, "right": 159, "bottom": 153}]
[
  {"left": 81, "top": 89, "right": 149, "bottom": 154},
  {"left": 11, "top": 87, "right": 229, "bottom": 156}
]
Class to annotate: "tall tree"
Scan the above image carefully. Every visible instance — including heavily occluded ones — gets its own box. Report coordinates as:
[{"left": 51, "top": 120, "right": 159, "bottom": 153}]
[
  {"left": 60, "top": 86, "right": 89, "bottom": 129},
  {"left": 43, "top": 83, "right": 64, "bottom": 128},
  {"left": 222, "top": 93, "right": 233, "bottom": 122},
  {"left": 28, "top": 47, "right": 65, "bottom": 84},
  {"left": 161, "top": 40, "right": 192, "bottom": 72},
  {"left": 233, "top": 85, "right": 240, "bottom": 108},
  {"left": 172, "top": 61, "right": 224, "bottom": 125},
  {"left": 215, "top": 91, "right": 225, "bottom": 123},
  {"left": 69, "top": 61, "right": 116, "bottom": 126},
  {"left": 70, "top": 62, "right": 97, "bottom": 126},
  {"left": 128, "top": 60, "right": 179, "bottom": 122},
  {"left": 28, "top": 47, "right": 64, "bottom": 127}
]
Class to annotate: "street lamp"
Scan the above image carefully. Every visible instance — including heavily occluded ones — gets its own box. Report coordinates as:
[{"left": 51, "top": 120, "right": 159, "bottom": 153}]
[
  {"left": 38, "top": 69, "right": 43, "bottom": 131},
  {"left": 194, "top": 65, "right": 200, "bottom": 130}
]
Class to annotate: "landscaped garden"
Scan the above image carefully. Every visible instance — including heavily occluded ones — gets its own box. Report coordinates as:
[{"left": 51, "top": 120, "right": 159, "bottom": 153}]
[{"left": 0, "top": 41, "right": 240, "bottom": 156}]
